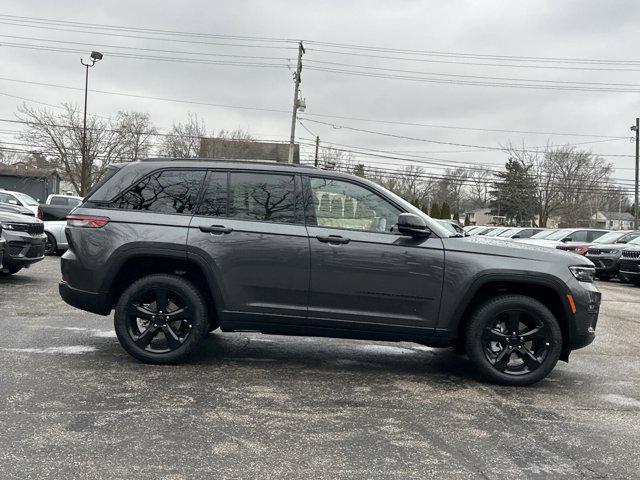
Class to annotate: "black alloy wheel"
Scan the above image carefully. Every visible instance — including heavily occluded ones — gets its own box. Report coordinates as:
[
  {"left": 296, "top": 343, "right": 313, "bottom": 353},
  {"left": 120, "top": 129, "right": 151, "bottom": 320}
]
[
  {"left": 114, "top": 274, "right": 208, "bottom": 364},
  {"left": 465, "top": 294, "right": 562, "bottom": 386},
  {"left": 481, "top": 310, "right": 551, "bottom": 376},
  {"left": 44, "top": 233, "right": 57, "bottom": 256},
  {"left": 127, "top": 287, "right": 193, "bottom": 353}
]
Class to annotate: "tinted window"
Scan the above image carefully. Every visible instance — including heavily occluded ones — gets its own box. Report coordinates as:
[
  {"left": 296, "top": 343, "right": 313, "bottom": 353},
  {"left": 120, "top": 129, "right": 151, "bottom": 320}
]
[
  {"left": 228, "top": 172, "right": 297, "bottom": 223},
  {"left": 587, "top": 230, "right": 606, "bottom": 242},
  {"left": 565, "top": 230, "right": 588, "bottom": 242},
  {"left": 197, "top": 171, "right": 228, "bottom": 217},
  {"left": 113, "top": 169, "right": 205, "bottom": 214},
  {"left": 517, "top": 229, "right": 542, "bottom": 238},
  {"left": 309, "top": 177, "right": 401, "bottom": 233}
]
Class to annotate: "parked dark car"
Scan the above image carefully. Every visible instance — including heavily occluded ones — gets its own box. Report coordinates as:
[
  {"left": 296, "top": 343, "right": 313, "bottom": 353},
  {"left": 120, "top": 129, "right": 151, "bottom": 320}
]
[
  {"left": 59, "top": 159, "right": 601, "bottom": 386},
  {"left": 0, "top": 225, "right": 5, "bottom": 269},
  {"left": 584, "top": 231, "right": 640, "bottom": 279},
  {"left": 0, "top": 211, "right": 46, "bottom": 275},
  {"left": 619, "top": 241, "right": 640, "bottom": 285}
]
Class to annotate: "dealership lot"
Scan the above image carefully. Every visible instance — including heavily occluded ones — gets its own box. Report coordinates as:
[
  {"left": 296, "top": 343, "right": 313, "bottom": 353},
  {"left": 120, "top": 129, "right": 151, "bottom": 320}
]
[{"left": 0, "top": 257, "right": 639, "bottom": 479}]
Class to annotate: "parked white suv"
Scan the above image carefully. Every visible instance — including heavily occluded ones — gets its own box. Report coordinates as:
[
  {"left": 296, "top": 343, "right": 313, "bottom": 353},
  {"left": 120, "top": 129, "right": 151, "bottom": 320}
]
[{"left": 0, "top": 189, "right": 40, "bottom": 215}]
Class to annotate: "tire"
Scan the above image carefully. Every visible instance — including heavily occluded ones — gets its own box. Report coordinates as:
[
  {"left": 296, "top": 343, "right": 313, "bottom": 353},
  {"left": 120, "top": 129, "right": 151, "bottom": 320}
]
[
  {"left": 464, "top": 294, "right": 562, "bottom": 386},
  {"left": 114, "top": 274, "right": 209, "bottom": 364},
  {"left": 44, "top": 233, "right": 58, "bottom": 256},
  {"left": 0, "top": 265, "right": 23, "bottom": 276}
]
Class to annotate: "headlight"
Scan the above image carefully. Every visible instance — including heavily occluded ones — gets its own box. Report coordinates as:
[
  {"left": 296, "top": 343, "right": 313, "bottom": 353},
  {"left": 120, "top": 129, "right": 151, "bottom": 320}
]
[
  {"left": 0, "top": 222, "right": 16, "bottom": 230},
  {"left": 569, "top": 266, "right": 595, "bottom": 283}
]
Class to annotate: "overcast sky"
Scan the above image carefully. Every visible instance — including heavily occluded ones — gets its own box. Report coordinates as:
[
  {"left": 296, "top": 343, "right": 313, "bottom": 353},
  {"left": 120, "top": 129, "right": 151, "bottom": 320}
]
[{"left": 1, "top": 1, "right": 638, "bottom": 189}]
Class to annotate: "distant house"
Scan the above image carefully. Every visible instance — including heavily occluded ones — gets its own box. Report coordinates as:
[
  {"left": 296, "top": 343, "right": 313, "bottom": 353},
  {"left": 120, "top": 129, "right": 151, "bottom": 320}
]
[
  {"left": 199, "top": 138, "right": 300, "bottom": 164},
  {"left": 464, "top": 208, "right": 506, "bottom": 226},
  {"left": 0, "top": 165, "right": 60, "bottom": 202},
  {"left": 591, "top": 211, "right": 635, "bottom": 230}
]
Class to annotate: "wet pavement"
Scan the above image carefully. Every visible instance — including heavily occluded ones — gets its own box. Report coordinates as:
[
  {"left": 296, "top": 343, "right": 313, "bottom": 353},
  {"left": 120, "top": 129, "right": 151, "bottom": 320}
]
[{"left": 0, "top": 257, "right": 638, "bottom": 479}]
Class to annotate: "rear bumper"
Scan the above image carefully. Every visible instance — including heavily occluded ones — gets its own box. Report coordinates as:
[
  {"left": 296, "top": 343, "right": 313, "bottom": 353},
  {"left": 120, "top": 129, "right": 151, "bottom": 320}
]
[{"left": 59, "top": 281, "right": 112, "bottom": 316}]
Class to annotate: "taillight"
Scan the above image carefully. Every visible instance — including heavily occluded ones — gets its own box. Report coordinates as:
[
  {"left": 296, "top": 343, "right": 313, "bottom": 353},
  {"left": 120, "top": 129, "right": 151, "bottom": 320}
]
[
  {"left": 577, "top": 246, "right": 589, "bottom": 255},
  {"left": 37, "top": 207, "right": 43, "bottom": 220},
  {"left": 66, "top": 215, "right": 110, "bottom": 228}
]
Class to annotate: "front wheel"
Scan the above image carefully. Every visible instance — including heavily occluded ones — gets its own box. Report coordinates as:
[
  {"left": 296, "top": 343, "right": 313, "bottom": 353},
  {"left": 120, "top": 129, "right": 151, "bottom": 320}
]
[
  {"left": 0, "top": 266, "right": 23, "bottom": 276},
  {"left": 114, "top": 274, "right": 209, "bottom": 364},
  {"left": 44, "top": 233, "right": 58, "bottom": 256},
  {"left": 464, "top": 294, "right": 562, "bottom": 386}
]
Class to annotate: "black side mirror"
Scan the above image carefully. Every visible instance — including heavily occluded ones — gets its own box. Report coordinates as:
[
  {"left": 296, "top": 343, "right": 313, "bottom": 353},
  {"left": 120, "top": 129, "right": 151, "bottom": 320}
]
[
  {"left": 562, "top": 237, "right": 571, "bottom": 243},
  {"left": 397, "top": 213, "right": 430, "bottom": 238},
  {"left": 512, "top": 235, "right": 521, "bottom": 239}
]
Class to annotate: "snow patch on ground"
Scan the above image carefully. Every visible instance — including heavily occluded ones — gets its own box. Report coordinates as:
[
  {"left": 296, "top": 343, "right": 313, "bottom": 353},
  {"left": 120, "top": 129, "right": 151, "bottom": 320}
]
[
  {"left": 41, "top": 326, "right": 117, "bottom": 338},
  {"left": 0, "top": 346, "right": 97, "bottom": 355},
  {"left": 359, "top": 345, "right": 416, "bottom": 355},
  {"left": 600, "top": 394, "right": 640, "bottom": 409}
]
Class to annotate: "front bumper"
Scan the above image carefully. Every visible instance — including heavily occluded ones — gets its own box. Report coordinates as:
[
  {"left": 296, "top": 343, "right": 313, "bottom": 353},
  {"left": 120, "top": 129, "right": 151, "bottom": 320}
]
[
  {"left": 1, "top": 230, "right": 46, "bottom": 268},
  {"left": 584, "top": 253, "right": 621, "bottom": 274},
  {"left": 619, "top": 258, "right": 640, "bottom": 281},
  {"left": 567, "top": 281, "right": 601, "bottom": 351}
]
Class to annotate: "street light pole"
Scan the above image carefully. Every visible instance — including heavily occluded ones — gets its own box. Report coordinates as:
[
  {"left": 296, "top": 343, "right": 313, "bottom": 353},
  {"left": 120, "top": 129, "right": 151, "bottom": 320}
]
[
  {"left": 80, "top": 51, "right": 103, "bottom": 194},
  {"left": 632, "top": 118, "right": 639, "bottom": 230}
]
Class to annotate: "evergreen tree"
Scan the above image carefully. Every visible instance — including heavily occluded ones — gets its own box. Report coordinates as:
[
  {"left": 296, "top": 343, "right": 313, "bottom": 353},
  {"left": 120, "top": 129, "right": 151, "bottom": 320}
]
[
  {"left": 490, "top": 158, "right": 539, "bottom": 226},
  {"left": 440, "top": 202, "right": 451, "bottom": 220},
  {"left": 430, "top": 202, "right": 441, "bottom": 219}
]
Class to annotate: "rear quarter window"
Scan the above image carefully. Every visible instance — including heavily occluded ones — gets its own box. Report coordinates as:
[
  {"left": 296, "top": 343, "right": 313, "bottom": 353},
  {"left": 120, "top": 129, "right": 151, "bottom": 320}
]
[{"left": 110, "top": 169, "right": 206, "bottom": 214}]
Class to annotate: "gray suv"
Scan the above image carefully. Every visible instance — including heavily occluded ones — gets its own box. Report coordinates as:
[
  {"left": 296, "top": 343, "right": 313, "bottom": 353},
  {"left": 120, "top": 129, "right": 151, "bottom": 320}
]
[
  {"left": 0, "top": 211, "right": 46, "bottom": 275},
  {"left": 59, "top": 159, "right": 601, "bottom": 386}
]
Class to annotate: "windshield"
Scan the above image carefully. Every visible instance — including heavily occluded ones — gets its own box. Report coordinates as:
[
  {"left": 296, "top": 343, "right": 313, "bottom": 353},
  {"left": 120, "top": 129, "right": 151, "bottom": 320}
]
[
  {"left": 497, "top": 228, "right": 517, "bottom": 237},
  {"left": 484, "top": 228, "right": 506, "bottom": 237},
  {"left": 544, "top": 229, "right": 573, "bottom": 241},
  {"left": 13, "top": 192, "right": 39, "bottom": 206},
  {"left": 592, "top": 231, "right": 625, "bottom": 244},
  {"left": 530, "top": 229, "right": 555, "bottom": 239}
]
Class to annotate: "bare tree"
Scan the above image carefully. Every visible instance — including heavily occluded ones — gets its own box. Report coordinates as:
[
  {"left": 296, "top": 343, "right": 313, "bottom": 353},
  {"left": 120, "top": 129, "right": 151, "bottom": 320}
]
[
  {"left": 158, "top": 113, "right": 207, "bottom": 158},
  {"left": 467, "top": 168, "right": 493, "bottom": 209},
  {"left": 18, "top": 103, "right": 127, "bottom": 195},
  {"left": 317, "top": 146, "right": 354, "bottom": 171},
  {"left": 113, "top": 111, "right": 157, "bottom": 161}
]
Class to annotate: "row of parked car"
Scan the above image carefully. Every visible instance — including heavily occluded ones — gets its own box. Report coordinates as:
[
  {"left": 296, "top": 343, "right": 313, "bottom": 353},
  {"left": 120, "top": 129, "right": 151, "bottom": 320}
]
[
  {"left": 462, "top": 225, "right": 640, "bottom": 285},
  {"left": 0, "top": 188, "right": 82, "bottom": 275}
]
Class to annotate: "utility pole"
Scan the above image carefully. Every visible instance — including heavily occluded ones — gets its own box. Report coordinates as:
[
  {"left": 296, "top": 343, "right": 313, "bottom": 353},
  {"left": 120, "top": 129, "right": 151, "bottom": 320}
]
[
  {"left": 288, "top": 41, "right": 305, "bottom": 164},
  {"left": 314, "top": 136, "right": 319, "bottom": 167},
  {"left": 633, "top": 117, "right": 639, "bottom": 230}
]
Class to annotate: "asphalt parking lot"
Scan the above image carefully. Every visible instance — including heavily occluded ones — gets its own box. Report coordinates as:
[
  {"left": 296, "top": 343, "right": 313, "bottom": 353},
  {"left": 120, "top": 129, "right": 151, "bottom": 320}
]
[{"left": 0, "top": 257, "right": 638, "bottom": 479}]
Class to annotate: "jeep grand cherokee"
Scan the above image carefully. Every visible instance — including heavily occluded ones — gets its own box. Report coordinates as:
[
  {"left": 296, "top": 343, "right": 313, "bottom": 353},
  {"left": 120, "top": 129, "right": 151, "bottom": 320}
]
[{"left": 59, "top": 159, "right": 601, "bottom": 386}]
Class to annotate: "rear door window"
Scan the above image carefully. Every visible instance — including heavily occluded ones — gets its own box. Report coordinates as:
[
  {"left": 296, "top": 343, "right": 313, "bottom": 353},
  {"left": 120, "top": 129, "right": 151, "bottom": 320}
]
[
  {"left": 197, "top": 171, "right": 228, "bottom": 217},
  {"left": 112, "top": 169, "right": 206, "bottom": 214},
  {"left": 228, "top": 172, "right": 299, "bottom": 224}
]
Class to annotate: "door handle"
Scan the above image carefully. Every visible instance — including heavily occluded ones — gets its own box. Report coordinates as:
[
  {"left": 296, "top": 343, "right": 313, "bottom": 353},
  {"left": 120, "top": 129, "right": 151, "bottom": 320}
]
[
  {"left": 316, "top": 234, "right": 350, "bottom": 245},
  {"left": 199, "top": 225, "right": 233, "bottom": 235}
]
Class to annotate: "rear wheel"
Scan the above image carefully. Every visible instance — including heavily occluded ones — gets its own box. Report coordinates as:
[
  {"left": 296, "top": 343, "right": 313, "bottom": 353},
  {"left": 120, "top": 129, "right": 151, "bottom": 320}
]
[
  {"left": 465, "top": 294, "right": 562, "bottom": 386},
  {"left": 44, "top": 233, "right": 58, "bottom": 256},
  {"left": 114, "top": 274, "right": 209, "bottom": 364}
]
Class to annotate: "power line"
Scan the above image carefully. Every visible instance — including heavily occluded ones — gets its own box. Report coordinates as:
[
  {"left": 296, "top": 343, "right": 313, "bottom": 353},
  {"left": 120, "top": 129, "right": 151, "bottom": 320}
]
[
  {"left": 0, "top": 19, "right": 297, "bottom": 50},
  {"left": 305, "top": 65, "right": 640, "bottom": 93},
  {"left": 306, "top": 47, "right": 640, "bottom": 73},
  {"left": 306, "top": 59, "right": 640, "bottom": 89},
  {"left": 299, "top": 117, "right": 635, "bottom": 158}
]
